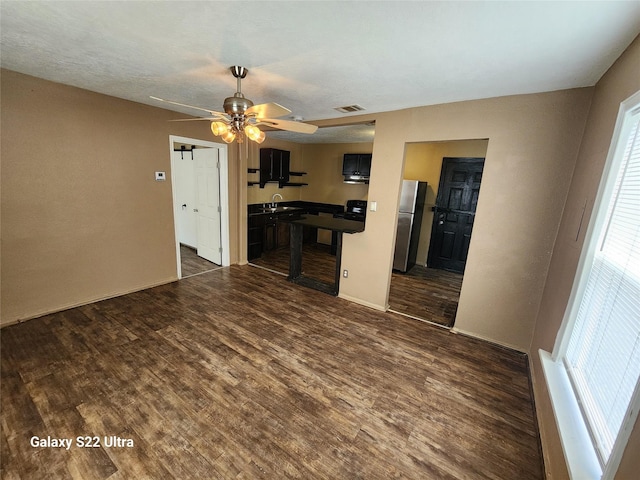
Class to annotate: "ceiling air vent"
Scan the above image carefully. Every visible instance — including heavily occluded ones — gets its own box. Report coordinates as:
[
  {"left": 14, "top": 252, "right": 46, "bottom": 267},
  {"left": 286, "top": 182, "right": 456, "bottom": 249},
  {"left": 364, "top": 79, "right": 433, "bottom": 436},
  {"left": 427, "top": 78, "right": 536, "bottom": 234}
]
[{"left": 334, "top": 104, "right": 366, "bottom": 114}]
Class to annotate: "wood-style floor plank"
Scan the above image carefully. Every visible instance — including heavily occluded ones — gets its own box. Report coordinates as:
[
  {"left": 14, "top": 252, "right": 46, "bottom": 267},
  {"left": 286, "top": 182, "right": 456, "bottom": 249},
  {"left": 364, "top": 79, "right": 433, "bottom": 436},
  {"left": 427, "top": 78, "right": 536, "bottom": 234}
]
[
  {"left": 252, "top": 245, "right": 463, "bottom": 327},
  {"left": 1, "top": 265, "right": 543, "bottom": 479},
  {"left": 180, "top": 244, "right": 220, "bottom": 277},
  {"left": 389, "top": 265, "right": 463, "bottom": 327}
]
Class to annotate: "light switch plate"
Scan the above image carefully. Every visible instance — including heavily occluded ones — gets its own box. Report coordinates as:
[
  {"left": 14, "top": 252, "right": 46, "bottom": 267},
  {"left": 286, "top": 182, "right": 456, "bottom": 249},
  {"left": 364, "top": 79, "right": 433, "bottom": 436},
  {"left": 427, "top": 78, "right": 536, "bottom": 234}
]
[
  {"left": 370, "top": 201, "right": 377, "bottom": 212},
  {"left": 155, "top": 171, "right": 166, "bottom": 181}
]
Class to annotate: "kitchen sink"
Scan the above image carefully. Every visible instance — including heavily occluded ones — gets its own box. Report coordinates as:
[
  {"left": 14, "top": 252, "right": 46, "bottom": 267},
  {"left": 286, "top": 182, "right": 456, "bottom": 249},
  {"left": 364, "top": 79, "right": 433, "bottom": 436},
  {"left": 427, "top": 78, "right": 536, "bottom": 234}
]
[{"left": 259, "top": 206, "right": 302, "bottom": 213}]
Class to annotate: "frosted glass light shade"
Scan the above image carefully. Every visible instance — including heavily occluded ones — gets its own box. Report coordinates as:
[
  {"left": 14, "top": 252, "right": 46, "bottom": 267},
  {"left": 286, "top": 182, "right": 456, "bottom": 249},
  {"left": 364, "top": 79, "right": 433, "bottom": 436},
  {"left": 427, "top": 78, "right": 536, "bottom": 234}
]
[
  {"left": 211, "top": 121, "right": 230, "bottom": 136},
  {"left": 244, "top": 124, "right": 265, "bottom": 143},
  {"left": 221, "top": 130, "right": 236, "bottom": 143}
]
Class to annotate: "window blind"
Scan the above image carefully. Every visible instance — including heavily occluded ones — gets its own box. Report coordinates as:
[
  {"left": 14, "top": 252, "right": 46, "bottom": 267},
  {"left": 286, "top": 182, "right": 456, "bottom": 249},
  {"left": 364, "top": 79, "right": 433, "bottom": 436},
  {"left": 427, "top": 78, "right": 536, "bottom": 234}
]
[{"left": 564, "top": 112, "right": 640, "bottom": 466}]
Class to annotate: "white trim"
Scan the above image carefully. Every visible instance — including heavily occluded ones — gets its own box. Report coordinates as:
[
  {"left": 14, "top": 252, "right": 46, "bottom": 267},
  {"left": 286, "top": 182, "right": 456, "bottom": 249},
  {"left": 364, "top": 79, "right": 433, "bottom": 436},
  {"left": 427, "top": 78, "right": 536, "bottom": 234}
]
[
  {"left": 168, "top": 135, "right": 231, "bottom": 279},
  {"left": 248, "top": 262, "right": 288, "bottom": 277},
  {"left": 181, "top": 265, "right": 226, "bottom": 279},
  {"left": 450, "top": 326, "right": 527, "bottom": 353},
  {"left": 387, "top": 308, "right": 452, "bottom": 330},
  {"left": 339, "top": 293, "right": 388, "bottom": 312},
  {"left": 602, "top": 379, "right": 640, "bottom": 479},
  {"left": 540, "top": 350, "right": 602, "bottom": 480}
]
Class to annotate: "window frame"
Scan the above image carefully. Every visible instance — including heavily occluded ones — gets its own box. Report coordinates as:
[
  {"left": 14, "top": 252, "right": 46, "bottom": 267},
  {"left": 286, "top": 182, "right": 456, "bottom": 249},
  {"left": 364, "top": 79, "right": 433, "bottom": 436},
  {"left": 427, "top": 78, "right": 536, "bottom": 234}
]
[{"left": 546, "top": 89, "right": 640, "bottom": 480}]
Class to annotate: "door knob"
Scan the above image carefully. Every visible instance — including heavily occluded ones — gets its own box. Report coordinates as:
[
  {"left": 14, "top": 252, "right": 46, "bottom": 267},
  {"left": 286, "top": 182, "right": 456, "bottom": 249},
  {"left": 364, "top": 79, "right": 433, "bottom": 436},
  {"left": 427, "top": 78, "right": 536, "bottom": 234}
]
[{"left": 439, "top": 220, "right": 444, "bottom": 225}]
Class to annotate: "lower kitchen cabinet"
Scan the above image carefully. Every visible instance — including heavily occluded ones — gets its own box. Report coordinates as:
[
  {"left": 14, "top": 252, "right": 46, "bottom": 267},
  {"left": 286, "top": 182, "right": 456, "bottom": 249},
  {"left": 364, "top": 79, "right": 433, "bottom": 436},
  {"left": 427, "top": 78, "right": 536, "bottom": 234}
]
[
  {"left": 248, "top": 214, "right": 265, "bottom": 260},
  {"left": 277, "top": 219, "right": 290, "bottom": 248},
  {"left": 247, "top": 202, "right": 346, "bottom": 260},
  {"left": 247, "top": 212, "right": 292, "bottom": 259},
  {"left": 264, "top": 215, "right": 277, "bottom": 251}
]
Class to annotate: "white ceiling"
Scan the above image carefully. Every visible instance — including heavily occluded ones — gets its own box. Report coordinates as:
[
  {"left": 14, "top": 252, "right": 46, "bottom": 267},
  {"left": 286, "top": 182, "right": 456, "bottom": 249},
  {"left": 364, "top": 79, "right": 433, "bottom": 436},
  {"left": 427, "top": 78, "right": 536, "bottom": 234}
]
[{"left": 2, "top": 1, "right": 639, "bottom": 143}]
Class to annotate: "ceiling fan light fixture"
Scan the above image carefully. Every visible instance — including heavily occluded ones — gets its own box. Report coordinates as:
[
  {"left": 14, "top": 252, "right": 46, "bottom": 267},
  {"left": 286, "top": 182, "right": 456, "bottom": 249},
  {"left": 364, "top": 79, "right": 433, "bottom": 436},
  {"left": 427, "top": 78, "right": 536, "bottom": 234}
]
[
  {"left": 221, "top": 130, "right": 236, "bottom": 144},
  {"left": 211, "top": 121, "right": 230, "bottom": 136},
  {"left": 244, "top": 124, "right": 266, "bottom": 144},
  {"left": 155, "top": 65, "right": 317, "bottom": 145}
]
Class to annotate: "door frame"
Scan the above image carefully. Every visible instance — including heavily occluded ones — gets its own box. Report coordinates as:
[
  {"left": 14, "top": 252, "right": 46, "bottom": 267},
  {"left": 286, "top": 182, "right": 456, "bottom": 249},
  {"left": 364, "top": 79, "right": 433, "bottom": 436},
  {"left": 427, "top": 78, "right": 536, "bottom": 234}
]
[{"left": 169, "top": 135, "right": 230, "bottom": 278}]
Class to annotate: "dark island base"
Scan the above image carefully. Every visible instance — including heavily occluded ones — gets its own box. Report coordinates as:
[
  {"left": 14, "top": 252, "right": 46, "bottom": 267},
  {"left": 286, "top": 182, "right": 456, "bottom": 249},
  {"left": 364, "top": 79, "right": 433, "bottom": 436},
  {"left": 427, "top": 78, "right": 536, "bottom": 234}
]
[{"left": 286, "top": 215, "right": 364, "bottom": 296}]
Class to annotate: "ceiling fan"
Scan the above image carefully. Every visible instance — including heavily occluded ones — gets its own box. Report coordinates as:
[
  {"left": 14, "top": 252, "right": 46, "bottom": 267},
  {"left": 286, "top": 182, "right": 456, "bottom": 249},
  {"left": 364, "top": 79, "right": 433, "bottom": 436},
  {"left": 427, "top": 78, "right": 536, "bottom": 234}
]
[{"left": 151, "top": 66, "right": 318, "bottom": 144}]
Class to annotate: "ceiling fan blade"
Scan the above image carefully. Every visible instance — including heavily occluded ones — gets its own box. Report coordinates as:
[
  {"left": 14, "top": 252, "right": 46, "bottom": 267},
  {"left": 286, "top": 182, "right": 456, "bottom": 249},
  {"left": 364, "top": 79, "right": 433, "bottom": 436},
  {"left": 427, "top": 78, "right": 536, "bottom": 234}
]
[
  {"left": 259, "top": 118, "right": 318, "bottom": 134},
  {"left": 168, "top": 117, "right": 226, "bottom": 122},
  {"left": 245, "top": 102, "right": 291, "bottom": 119},
  {"left": 150, "top": 96, "right": 227, "bottom": 117}
]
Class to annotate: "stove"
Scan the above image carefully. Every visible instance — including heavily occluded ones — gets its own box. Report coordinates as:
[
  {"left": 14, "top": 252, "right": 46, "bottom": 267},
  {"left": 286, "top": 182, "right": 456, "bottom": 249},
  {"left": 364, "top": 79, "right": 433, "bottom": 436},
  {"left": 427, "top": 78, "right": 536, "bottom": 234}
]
[{"left": 334, "top": 200, "right": 367, "bottom": 222}]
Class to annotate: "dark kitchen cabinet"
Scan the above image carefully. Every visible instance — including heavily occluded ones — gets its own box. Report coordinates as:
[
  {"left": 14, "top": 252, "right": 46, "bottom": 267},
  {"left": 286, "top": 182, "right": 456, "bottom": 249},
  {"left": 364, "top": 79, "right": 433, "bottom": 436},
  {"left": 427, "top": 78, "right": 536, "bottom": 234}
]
[
  {"left": 263, "top": 214, "right": 278, "bottom": 251},
  {"left": 260, "top": 148, "right": 290, "bottom": 187},
  {"left": 248, "top": 214, "right": 265, "bottom": 260},
  {"left": 247, "top": 202, "right": 345, "bottom": 260},
  {"left": 342, "top": 153, "right": 372, "bottom": 177},
  {"left": 277, "top": 220, "right": 290, "bottom": 248}
]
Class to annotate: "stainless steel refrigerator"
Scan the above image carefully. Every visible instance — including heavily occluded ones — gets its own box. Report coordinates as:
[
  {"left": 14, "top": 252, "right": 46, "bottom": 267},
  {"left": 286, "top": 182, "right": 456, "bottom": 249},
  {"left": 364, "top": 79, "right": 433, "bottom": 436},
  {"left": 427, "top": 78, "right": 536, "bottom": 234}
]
[{"left": 393, "top": 180, "right": 427, "bottom": 272}]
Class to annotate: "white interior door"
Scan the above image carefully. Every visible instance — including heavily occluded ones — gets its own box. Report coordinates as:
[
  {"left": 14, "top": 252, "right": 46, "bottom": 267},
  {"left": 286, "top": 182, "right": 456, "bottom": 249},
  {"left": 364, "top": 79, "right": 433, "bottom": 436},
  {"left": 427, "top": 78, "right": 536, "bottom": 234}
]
[
  {"left": 172, "top": 149, "right": 198, "bottom": 247},
  {"left": 193, "top": 148, "right": 222, "bottom": 265}
]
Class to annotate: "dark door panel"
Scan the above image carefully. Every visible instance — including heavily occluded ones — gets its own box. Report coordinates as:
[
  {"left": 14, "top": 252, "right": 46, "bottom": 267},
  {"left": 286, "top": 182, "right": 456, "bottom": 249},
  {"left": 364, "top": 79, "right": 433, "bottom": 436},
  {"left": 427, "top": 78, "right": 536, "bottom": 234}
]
[{"left": 428, "top": 157, "right": 484, "bottom": 274}]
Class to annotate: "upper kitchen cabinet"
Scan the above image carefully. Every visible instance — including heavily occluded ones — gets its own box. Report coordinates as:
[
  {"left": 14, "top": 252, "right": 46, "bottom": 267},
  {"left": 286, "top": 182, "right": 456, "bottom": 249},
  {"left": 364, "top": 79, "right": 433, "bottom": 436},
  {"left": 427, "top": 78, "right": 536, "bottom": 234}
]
[
  {"left": 260, "top": 148, "right": 290, "bottom": 187},
  {"left": 257, "top": 148, "right": 308, "bottom": 188},
  {"left": 342, "top": 153, "right": 372, "bottom": 183}
]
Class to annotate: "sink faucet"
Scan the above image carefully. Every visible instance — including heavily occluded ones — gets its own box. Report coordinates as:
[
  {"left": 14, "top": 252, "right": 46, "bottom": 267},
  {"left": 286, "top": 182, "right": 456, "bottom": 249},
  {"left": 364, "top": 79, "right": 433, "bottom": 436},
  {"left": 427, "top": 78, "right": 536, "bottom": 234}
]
[{"left": 271, "top": 193, "right": 283, "bottom": 207}]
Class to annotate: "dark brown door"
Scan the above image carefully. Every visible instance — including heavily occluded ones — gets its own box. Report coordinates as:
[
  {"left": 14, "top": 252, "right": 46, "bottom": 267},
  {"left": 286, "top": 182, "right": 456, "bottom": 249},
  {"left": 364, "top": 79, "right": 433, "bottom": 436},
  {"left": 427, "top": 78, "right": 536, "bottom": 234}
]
[{"left": 428, "top": 157, "right": 484, "bottom": 274}]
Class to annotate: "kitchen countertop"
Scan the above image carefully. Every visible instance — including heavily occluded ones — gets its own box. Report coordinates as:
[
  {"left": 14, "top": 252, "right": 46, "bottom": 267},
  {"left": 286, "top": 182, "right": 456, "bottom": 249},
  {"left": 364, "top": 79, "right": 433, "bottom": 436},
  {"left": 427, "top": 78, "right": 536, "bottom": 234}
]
[
  {"left": 250, "top": 205, "right": 304, "bottom": 215},
  {"left": 248, "top": 201, "right": 344, "bottom": 216},
  {"left": 285, "top": 215, "right": 365, "bottom": 234}
]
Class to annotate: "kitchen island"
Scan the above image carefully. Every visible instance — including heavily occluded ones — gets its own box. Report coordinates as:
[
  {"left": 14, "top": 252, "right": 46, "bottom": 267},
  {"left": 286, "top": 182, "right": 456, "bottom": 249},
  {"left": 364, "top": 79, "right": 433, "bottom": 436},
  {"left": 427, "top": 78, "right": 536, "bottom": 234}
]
[{"left": 286, "top": 215, "right": 365, "bottom": 295}]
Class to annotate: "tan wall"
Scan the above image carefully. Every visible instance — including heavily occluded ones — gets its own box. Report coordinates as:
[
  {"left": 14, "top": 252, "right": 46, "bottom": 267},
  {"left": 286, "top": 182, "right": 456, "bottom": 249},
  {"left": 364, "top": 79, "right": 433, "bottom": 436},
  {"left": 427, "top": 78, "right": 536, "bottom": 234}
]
[
  {"left": 338, "top": 88, "right": 593, "bottom": 353},
  {"left": 0, "top": 69, "right": 241, "bottom": 325},
  {"left": 301, "top": 141, "right": 372, "bottom": 245},
  {"left": 404, "top": 140, "right": 489, "bottom": 265},
  {"left": 301, "top": 142, "right": 372, "bottom": 205},
  {"left": 530, "top": 36, "right": 640, "bottom": 479},
  {"left": 245, "top": 139, "right": 373, "bottom": 207}
]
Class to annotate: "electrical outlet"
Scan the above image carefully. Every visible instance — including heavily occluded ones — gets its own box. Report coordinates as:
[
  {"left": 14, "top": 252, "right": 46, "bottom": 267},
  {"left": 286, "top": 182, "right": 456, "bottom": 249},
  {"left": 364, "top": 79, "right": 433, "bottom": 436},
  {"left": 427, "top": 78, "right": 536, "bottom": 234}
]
[
  {"left": 343, "top": 269, "right": 348, "bottom": 278},
  {"left": 155, "top": 171, "right": 166, "bottom": 181}
]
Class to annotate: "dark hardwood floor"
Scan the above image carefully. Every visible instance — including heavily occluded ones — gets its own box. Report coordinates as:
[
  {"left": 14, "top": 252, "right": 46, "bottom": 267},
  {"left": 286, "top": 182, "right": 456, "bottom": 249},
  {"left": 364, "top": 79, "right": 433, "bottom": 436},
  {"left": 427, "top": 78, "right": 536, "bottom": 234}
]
[
  {"left": 389, "top": 266, "right": 463, "bottom": 328},
  {"left": 253, "top": 245, "right": 463, "bottom": 328},
  {"left": 250, "top": 243, "right": 336, "bottom": 286},
  {"left": 180, "top": 244, "right": 221, "bottom": 277},
  {"left": 1, "top": 265, "right": 543, "bottom": 479}
]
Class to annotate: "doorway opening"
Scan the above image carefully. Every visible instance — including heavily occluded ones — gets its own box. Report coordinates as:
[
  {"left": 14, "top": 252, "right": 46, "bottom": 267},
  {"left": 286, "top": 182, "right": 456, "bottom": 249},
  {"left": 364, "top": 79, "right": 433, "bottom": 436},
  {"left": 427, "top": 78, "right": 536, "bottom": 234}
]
[
  {"left": 169, "top": 135, "right": 230, "bottom": 279},
  {"left": 388, "top": 139, "right": 488, "bottom": 328}
]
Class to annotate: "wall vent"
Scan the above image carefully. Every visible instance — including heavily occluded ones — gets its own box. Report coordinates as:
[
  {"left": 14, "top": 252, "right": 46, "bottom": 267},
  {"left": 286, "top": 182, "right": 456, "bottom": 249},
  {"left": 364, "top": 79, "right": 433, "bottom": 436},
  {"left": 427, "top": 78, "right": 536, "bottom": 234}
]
[{"left": 334, "top": 104, "right": 366, "bottom": 113}]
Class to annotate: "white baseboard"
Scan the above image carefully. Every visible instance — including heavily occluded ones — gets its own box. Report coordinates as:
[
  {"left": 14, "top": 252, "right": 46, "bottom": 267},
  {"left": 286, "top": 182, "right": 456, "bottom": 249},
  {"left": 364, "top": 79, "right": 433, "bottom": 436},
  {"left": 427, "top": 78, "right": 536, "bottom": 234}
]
[{"left": 338, "top": 293, "right": 387, "bottom": 312}]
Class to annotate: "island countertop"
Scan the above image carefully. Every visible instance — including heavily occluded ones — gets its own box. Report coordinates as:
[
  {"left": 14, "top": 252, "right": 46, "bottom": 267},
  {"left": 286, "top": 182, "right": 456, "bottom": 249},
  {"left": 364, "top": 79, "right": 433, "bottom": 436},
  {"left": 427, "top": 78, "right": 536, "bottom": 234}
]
[{"left": 284, "top": 214, "right": 365, "bottom": 234}]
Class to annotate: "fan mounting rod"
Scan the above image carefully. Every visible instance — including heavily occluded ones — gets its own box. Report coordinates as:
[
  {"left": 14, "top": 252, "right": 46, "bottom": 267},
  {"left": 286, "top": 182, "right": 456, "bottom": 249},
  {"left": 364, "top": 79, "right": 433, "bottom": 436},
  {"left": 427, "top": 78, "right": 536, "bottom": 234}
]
[
  {"left": 224, "top": 65, "right": 253, "bottom": 115},
  {"left": 231, "top": 65, "right": 248, "bottom": 95}
]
